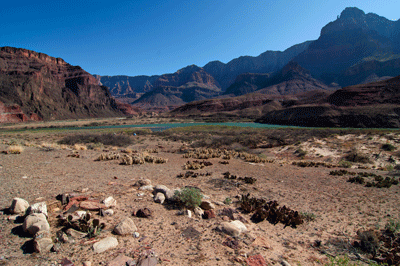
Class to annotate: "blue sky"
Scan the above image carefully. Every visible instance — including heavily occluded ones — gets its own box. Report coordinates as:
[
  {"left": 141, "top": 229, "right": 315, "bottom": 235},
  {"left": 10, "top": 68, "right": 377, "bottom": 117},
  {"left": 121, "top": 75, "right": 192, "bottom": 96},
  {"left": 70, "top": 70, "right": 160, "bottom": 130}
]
[{"left": 1, "top": 0, "right": 399, "bottom": 76}]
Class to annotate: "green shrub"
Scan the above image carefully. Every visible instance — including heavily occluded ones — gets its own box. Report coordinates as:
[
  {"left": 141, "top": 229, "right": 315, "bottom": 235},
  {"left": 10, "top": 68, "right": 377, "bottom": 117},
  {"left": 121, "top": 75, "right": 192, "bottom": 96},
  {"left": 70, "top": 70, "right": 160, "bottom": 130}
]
[
  {"left": 223, "top": 197, "right": 232, "bottom": 205},
  {"left": 300, "top": 212, "right": 316, "bottom": 222},
  {"left": 382, "top": 143, "right": 396, "bottom": 151},
  {"left": 174, "top": 187, "right": 203, "bottom": 209},
  {"left": 338, "top": 160, "right": 352, "bottom": 168},
  {"left": 345, "top": 149, "right": 371, "bottom": 164},
  {"left": 385, "top": 219, "right": 400, "bottom": 234},
  {"left": 325, "top": 255, "right": 361, "bottom": 266},
  {"left": 295, "top": 148, "right": 308, "bottom": 158}
]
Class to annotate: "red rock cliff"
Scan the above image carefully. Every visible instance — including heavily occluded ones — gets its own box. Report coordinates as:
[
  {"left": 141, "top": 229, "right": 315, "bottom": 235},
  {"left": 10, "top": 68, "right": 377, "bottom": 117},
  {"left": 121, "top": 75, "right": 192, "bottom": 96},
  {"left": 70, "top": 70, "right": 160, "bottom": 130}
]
[{"left": 0, "top": 47, "right": 124, "bottom": 122}]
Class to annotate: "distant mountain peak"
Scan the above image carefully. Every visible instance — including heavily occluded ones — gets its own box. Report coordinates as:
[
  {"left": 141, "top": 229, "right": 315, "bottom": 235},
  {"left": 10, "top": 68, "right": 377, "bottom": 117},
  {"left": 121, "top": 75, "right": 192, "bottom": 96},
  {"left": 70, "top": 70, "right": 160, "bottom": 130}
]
[
  {"left": 176, "top": 64, "right": 202, "bottom": 74},
  {"left": 340, "top": 7, "right": 366, "bottom": 20},
  {"left": 320, "top": 7, "right": 393, "bottom": 36}
]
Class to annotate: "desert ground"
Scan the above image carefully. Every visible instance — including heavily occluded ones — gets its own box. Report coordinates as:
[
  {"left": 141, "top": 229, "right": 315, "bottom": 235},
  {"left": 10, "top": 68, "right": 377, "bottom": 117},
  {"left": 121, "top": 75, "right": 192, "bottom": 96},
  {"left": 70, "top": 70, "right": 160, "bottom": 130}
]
[{"left": 1, "top": 119, "right": 400, "bottom": 266}]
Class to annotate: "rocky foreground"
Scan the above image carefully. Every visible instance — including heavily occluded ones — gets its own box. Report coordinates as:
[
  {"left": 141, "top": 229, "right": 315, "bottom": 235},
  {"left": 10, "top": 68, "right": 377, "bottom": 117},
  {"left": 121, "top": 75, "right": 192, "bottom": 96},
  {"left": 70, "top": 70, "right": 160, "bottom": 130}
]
[{"left": 1, "top": 132, "right": 400, "bottom": 265}]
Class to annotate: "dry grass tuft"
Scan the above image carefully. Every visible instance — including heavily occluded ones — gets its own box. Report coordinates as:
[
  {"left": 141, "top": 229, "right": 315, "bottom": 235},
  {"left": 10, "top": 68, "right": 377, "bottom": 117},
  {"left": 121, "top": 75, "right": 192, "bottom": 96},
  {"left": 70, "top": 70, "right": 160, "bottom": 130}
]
[
  {"left": 7, "top": 145, "right": 24, "bottom": 154},
  {"left": 73, "top": 144, "right": 87, "bottom": 151}
]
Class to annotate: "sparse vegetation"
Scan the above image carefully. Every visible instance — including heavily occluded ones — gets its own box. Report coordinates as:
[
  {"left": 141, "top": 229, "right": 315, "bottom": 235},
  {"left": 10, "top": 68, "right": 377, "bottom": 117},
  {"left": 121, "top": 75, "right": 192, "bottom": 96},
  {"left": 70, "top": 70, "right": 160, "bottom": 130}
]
[
  {"left": 223, "top": 197, "right": 232, "bottom": 205},
  {"left": 59, "top": 133, "right": 133, "bottom": 147},
  {"left": 324, "top": 255, "right": 361, "bottom": 266},
  {"left": 7, "top": 145, "right": 24, "bottom": 154},
  {"left": 382, "top": 143, "right": 397, "bottom": 151},
  {"left": 174, "top": 187, "right": 203, "bottom": 209},
  {"left": 385, "top": 219, "right": 400, "bottom": 234},
  {"left": 345, "top": 149, "right": 372, "bottom": 164}
]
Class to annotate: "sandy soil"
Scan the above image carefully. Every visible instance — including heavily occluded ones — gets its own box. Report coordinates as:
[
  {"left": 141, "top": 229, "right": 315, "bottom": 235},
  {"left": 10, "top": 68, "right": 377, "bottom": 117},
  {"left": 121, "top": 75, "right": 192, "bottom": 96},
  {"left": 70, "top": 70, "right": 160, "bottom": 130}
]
[{"left": 0, "top": 131, "right": 400, "bottom": 266}]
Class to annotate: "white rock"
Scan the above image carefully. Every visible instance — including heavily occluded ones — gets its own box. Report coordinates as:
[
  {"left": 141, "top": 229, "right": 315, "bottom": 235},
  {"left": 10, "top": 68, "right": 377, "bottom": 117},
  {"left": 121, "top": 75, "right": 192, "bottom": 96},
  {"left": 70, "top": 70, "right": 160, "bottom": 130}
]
[
  {"left": 66, "top": 228, "right": 87, "bottom": 239},
  {"left": 154, "top": 193, "right": 165, "bottom": 204},
  {"left": 193, "top": 207, "right": 204, "bottom": 217},
  {"left": 153, "top": 184, "right": 169, "bottom": 194},
  {"left": 23, "top": 213, "right": 50, "bottom": 235},
  {"left": 133, "top": 232, "right": 140, "bottom": 238},
  {"left": 165, "top": 189, "right": 177, "bottom": 201},
  {"left": 27, "top": 202, "right": 48, "bottom": 217},
  {"left": 75, "top": 211, "right": 87, "bottom": 219},
  {"left": 184, "top": 210, "right": 192, "bottom": 218},
  {"left": 139, "top": 185, "right": 154, "bottom": 191},
  {"left": 113, "top": 218, "right": 137, "bottom": 236},
  {"left": 103, "top": 196, "right": 117, "bottom": 208},
  {"left": 10, "top": 198, "right": 29, "bottom": 214},
  {"left": 93, "top": 237, "right": 118, "bottom": 253},
  {"left": 200, "top": 199, "right": 215, "bottom": 210},
  {"left": 219, "top": 220, "right": 247, "bottom": 237},
  {"left": 230, "top": 220, "right": 247, "bottom": 233},
  {"left": 104, "top": 209, "right": 114, "bottom": 216}
]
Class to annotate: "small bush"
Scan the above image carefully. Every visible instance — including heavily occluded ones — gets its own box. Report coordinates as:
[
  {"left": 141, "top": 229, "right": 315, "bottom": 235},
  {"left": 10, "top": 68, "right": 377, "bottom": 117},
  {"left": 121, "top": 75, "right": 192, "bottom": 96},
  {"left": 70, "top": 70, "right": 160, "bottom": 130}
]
[
  {"left": 382, "top": 143, "right": 397, "bottom": 151},
  {"left": 223, "top": 197, "right": 232, "bottom": 205},
  {"left": 73, "top": 144, "right": 87, "bottom": 150},
  {"left": 7, "top": 145, "right": 24, "bottom": 154},
  {"left": 338, "top": 160, "right": 352, "bottom": 168},
  {"left": 301, "top": 212, "right": 316, "bottom": 222},
  {"left": 345, "top": 149, "right": 371, "bottom": 164},
  {"left": 295, "top": 148, "right": 308, "bottom": 158},
  {"left": 385, "top": 219, "right": 400, "bottom": 234},
  {"left": 325, "top": 255, "right": 361, "bottom": 266},
  {"left": 174, "top": 187, "right": 203, "bottom": 209}
]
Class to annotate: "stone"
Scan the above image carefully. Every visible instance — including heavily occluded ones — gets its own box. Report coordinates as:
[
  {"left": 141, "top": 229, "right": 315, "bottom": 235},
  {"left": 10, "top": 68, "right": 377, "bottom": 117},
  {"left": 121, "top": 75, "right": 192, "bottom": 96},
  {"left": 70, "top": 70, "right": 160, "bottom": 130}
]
[
  {"left": 246, "top": 254, "right": 268, "bottom": 266},
  {"left": 33, "top": 237, "right": 53, "bottom": 253},
  {"left": 165, "top": 189, "right": 177, "bottom": 201},
  {"left": 139, "top": 185, "right": 154, "bottom": 191},
  {"left": 93, "top": 237, "right": 118, "bottom": 253},
  {"left": 138, "top": 256, "right": 157, "bottom": 266},
  {"left": 154, "top": 193, "right": 165, "bottom": 204},
  {"left": 136, "top": 208, "right": 151, "bottom": 218},
  {"left": 75, "top": 211, "right": 88, "bottom": 219},
  {"left": 104, "top": 209, "right": 114, "bottom": 216},
  {"left": 203, "top": 210, "right": 216, "bottom": 219},
  {"left": 135, "top": 178, "right": 152, "bottom": 187},
  {"left": 79, "top": 201, "right": 106, "bottom": 210},
  {"left": 66, "top": 228, "right": 87, "bottom": 239},
  {"left": 7, "top": 215, "right": 19, "bottom": 222},
  {"left": 103, "top": 196, "right": 117, "bottom": 208},
  {"left": 51, "top": 242, "right": 62, "bottom": 252},
  {"left": 184, "top": 209, "right": 192, "bottom": 218},
  {"left": 219, "top": 220, "right": 247, "bottom": 237},
  {"left": 200, "top": 199, "right": 215, "bottom": 210},
  {"left": 107, "top": 254, "right": 134, "bottom": 266},
  {"left": 230, "top": 220, "right": 247, "bottom": 233},
  {"left": 57, "top": 231, "right": 70, "bottom": 243},
  {"left": 34, "top": 230, "right": 51, "bottom": 239},
  {"left": 23, "top": 213, "right": 50, "bottom": 235},
  {"left": 60, "top": 258, "right": 75, "bottom": 266},
  {"left": 153, "top": 184, "right": 169, "bottom": 195},
  {"left": 281, "top": 260, "right": 291, "bottom": 266},
  {"left": 193, "top": 207, "right": 204, "bottom": 217},
  {"left": 133, "top": 232, "right": 140, "bottom": 238},
  {"left": 27, "top": 201, "right": 48, "bottom": 217},
  {"left": 83, "top": 261, "right": 92, "bottom": 266},
  {"left": 10, "top": 198, "right": 29, "bottom": 214},
  {"left": 113, "top": 217, "right": 137, "bottom": 236}
]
